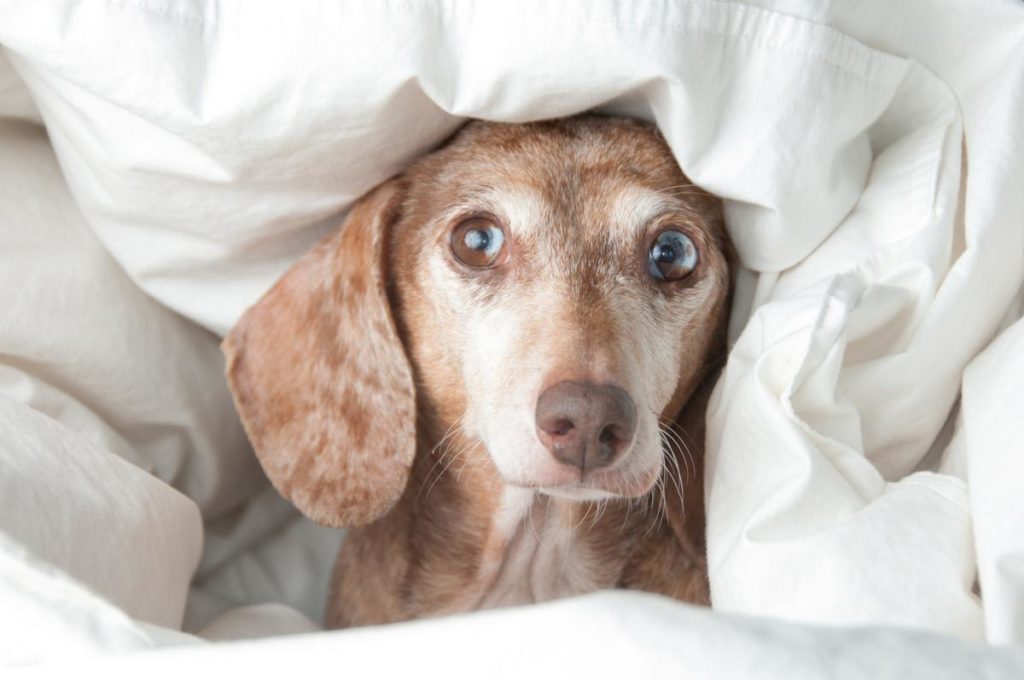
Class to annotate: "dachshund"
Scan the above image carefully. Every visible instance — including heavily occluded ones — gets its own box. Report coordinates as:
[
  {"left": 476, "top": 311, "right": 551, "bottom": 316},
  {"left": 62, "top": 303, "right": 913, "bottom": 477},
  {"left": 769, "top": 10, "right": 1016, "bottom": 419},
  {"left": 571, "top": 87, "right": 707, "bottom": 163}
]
[{"left": 222, "top": 114, "right": 732, "bottom": 628}]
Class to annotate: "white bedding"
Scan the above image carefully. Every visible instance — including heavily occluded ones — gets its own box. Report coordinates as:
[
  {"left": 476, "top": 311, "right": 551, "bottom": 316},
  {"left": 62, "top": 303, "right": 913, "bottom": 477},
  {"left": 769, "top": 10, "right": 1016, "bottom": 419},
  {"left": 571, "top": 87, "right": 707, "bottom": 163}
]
[{"left": 1, "top": 0, "right": 1023, "bottom": 676}]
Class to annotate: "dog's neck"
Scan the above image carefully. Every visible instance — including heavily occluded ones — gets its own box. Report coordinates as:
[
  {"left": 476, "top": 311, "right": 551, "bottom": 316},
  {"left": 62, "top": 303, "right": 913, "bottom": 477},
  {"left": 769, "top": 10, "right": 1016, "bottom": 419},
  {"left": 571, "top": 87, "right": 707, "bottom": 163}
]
[{"left": 406, "top": 424, "right": 661, "bottom": 613}]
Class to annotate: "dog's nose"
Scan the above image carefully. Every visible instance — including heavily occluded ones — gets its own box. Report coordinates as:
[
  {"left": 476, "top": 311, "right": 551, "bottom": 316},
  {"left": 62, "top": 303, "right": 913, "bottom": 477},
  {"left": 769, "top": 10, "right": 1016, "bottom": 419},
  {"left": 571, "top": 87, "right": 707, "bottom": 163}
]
[{"left": 535, "top": 381, "right": 637, "bottom": 472}]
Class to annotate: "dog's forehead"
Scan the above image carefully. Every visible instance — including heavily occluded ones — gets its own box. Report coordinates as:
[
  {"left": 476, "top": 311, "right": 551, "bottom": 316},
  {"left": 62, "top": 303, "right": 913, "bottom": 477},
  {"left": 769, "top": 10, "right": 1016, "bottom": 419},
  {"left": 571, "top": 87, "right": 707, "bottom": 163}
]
[{"left": 411, "top": 118, "right": 689, "bottom": 225}]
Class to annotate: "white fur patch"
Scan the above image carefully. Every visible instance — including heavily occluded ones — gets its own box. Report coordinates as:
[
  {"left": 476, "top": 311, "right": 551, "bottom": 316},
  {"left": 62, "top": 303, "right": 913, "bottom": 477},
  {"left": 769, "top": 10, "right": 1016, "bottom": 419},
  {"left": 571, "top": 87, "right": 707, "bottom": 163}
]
[
  {"left": 609, "top": 186, "right": 677, "bottom": 236},
  {"left": 478, "top": 490, "right": 609, "bottom": 608}
]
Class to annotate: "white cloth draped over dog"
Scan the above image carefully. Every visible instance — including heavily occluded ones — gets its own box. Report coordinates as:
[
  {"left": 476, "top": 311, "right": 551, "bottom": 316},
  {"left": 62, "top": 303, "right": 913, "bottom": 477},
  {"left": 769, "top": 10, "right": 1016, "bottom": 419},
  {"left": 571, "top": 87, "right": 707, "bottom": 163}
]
[{"left": 1, "top": 0, "right": 1023, "bottom": 676}]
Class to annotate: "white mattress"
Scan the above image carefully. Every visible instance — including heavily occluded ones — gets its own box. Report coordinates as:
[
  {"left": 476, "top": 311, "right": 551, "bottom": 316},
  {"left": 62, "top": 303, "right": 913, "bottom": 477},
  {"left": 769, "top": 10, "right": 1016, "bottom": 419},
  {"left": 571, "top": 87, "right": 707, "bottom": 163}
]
[{"left": 1, "top": 0, "right": 1022, "bottom": 676}]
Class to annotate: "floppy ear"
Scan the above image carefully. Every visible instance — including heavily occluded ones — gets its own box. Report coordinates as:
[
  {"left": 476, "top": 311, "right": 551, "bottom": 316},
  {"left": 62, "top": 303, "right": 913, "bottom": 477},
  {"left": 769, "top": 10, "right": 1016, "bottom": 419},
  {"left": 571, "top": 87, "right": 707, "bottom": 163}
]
[{"left": 222, "top": 180, "right": 415, "bottom": 528}]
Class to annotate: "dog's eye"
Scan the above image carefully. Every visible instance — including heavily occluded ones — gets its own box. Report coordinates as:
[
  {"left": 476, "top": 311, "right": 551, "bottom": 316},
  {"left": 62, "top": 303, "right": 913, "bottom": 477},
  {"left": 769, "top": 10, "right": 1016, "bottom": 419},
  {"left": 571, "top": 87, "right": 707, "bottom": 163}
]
[
  {"left": 450, "top": 218, "right": 507, "bottom": 268},
  {"left": 648, "top": 229, "right": 698, "bottom": 281}
]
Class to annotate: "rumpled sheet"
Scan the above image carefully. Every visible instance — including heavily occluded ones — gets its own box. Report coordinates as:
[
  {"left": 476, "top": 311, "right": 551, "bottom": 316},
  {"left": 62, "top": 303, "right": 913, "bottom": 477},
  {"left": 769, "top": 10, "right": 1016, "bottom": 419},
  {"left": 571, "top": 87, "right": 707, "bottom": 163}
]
[{"left": 1, "top": 0, "right": 1022, "bottom": 675}]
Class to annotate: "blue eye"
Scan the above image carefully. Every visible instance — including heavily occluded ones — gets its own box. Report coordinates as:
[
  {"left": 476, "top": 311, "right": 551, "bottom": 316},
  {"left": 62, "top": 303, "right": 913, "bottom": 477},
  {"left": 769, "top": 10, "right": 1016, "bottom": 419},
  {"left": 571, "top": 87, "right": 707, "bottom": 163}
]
[
  {"left": 451, "top": 217, "right": 507, "bottom": 268},
  {"left": 648, "top": 229, "right": 698, "bottom": 281}
]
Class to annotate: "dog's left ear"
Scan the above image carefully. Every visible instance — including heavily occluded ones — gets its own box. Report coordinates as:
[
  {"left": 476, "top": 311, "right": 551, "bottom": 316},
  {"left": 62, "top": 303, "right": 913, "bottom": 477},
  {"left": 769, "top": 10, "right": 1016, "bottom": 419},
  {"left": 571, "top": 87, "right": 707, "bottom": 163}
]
[{"left": 222, "top": 180, "right": 415, "bottom": 528}]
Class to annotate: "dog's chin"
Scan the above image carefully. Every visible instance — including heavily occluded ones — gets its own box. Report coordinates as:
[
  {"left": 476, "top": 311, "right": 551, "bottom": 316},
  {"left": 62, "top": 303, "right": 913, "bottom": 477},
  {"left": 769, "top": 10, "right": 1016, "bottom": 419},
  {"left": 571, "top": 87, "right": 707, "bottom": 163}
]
[
  {"left": 536, "top": 486, "right": 621, "bottom": 502},
  {"left": 498, "top": 461, "right": 662, "bottom": 502}
]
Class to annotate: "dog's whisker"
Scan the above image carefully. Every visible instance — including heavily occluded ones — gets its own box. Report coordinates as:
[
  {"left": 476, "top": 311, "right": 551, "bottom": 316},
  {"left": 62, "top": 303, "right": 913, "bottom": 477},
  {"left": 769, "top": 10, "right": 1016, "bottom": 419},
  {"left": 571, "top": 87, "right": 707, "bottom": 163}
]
[
  {"left": 656, "top": 414, "right": 697, "bottom": 484},
  {"left": 620, "top": 495, "right": 634, "bottom": 533},
  {"left": 417, "top": 456, "right": 448, "bottom": 503},
  {"left": 571, "top": 498, "right": 593, "bottom": 533},
  {"left": 416, "top": 415, "right": 468, "bottom": 503},
  {"left": 429, "top": 416, "right": 464, "bottom": 457},
  {"left": 590, "top": 498, "right": 609, "bottom": 530},
  {"left": 586, "top": 501, "right": 599, "bottom": 531},
  {"left": 421, "top": 452, "right": 461, "bottom": 502},
  {"left": 638, "top": 460, "right": 671, "bottom": 538},
  {"left": 665, "top": 443, "right": 686, "bottom": 510},
  {"left": 663, "top": 427, "right": 692, "bottom": 482},
  {"left": 675, "top": 425, "right": 701, "bottom": 484},
  {"left": 422, "top": 433, "right": 478, "bottom": 502},
  {"left": 658, "top": 424, "right": 688, "bottom": 506},
  {"left": 451, "top": 446, "right": 480, "bottom": 484},
  {"left": 528, "top": 494, "right": 545, "bottom": 546},
  {"left": 660, "top": 184, "right": 715, "bottom": 195},
  {"left": 557, "top": 501, "right": 576, "bottom": 588},
  {"left": 455, "top": 454, "right": 480, "bottom": 483}
]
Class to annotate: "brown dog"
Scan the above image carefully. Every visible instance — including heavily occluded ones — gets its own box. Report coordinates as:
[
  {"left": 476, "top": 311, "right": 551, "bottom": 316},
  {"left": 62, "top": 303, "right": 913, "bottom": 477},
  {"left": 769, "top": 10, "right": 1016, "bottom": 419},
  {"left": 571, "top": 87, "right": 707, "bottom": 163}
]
[{"left": 222, "top": 115, "right": 732, "bottom": 628}]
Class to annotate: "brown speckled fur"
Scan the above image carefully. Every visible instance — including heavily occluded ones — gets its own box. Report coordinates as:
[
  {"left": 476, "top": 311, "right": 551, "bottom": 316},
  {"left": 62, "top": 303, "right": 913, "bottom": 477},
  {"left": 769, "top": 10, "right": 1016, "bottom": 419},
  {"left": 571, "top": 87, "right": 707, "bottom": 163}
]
[{"left": 223, "top": 115, "right": 733, "bottom": 628}]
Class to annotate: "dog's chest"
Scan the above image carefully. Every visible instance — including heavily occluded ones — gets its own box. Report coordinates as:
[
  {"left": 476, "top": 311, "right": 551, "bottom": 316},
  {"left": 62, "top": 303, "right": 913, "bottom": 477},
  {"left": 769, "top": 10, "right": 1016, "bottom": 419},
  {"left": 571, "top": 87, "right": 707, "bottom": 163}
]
[{"left": 473, "top": 488, "right": 623, "bottom": 609}]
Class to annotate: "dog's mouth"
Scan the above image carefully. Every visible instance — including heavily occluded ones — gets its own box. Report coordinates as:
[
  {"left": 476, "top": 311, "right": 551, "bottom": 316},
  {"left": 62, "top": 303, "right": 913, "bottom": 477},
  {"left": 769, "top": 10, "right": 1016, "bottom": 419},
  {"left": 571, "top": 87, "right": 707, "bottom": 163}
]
[{"left": 497, "top": 450, "right": 663, "bottom": 502}]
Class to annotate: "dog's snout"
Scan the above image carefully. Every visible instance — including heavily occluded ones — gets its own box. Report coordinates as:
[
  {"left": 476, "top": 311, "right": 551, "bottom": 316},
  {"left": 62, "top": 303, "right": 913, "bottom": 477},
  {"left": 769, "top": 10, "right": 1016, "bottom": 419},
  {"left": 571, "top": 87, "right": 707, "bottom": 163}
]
[{"left": 535, "top": 381, "right": 637, "bottom": 472}]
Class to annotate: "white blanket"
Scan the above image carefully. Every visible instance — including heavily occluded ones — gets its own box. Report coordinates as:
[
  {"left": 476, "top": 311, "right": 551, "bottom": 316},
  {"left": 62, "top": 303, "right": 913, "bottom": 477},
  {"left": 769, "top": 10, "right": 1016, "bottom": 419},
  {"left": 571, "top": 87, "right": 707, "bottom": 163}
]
[{"left": 1, "top": 0, "right": 1023, "bottom": 675}]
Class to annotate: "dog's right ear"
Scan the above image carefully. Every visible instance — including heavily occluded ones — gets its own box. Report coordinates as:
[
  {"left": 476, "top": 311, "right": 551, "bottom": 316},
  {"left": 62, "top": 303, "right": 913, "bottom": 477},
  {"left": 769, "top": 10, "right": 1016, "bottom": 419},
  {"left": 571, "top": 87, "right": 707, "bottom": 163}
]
[{"left": 222, "top": 180, "right": 416, "bottom": 528}]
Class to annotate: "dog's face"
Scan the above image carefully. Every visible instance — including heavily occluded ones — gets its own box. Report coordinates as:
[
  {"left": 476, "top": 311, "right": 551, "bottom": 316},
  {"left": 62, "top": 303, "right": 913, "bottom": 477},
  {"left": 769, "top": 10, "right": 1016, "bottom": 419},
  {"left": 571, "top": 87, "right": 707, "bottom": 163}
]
[
  {"left": 392, "top": 118, "right": 730, "bottom": 502},
  {"left": 224, "top": 115, "right": 731, "bottom": 528}
]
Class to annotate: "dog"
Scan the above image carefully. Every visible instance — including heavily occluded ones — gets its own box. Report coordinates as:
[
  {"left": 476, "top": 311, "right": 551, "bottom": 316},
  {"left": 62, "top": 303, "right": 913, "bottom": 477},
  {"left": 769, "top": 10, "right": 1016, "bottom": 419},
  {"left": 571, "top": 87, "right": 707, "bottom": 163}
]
[{"left": 222, "top": 114, "right": 733, "bottom": 628}]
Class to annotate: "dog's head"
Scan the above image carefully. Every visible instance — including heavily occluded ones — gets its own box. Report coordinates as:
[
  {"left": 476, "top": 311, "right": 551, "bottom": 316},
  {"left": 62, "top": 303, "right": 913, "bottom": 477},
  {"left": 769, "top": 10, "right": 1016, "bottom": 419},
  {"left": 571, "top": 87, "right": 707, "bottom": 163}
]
[{"left": 224, "top": 116, "right": 731, "bottom": 527}]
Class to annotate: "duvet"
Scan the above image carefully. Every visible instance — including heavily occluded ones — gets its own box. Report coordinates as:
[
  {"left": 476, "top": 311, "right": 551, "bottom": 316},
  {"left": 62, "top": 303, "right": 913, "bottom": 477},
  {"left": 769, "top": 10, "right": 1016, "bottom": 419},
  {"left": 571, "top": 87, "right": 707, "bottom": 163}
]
[{"left": 1, "top": 1, "right": 1023, "bottom": 677}]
